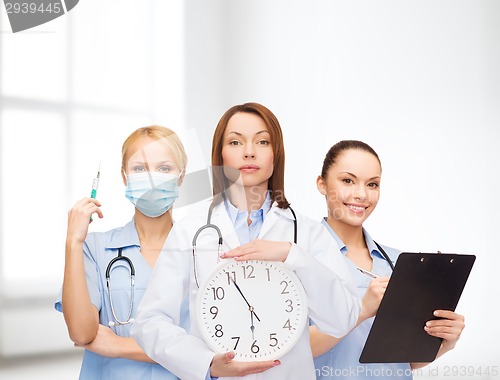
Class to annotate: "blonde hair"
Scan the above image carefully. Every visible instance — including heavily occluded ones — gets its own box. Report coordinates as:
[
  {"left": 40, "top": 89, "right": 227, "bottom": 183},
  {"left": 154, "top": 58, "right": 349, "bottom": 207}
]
[{"left": 121, "top": 126, "right": 187, "bottom": 173}]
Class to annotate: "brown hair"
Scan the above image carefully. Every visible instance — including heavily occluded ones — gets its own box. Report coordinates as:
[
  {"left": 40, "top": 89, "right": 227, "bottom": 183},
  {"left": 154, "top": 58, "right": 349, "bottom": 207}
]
[
  {"left": 321, "top": 140, "right": 381, "bottom": 178},
  {"left": 211, "top": 102, "right": 289, "bottom": 208}
]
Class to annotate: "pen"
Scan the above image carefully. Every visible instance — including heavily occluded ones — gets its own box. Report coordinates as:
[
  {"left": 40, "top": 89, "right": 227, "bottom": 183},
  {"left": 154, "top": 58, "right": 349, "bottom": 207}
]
[
  {"left": 356, "top": 267, "right": 380, "bottom": 279},
  {"left": 90, "top": 161, "right": 101, "bottom": 221}
]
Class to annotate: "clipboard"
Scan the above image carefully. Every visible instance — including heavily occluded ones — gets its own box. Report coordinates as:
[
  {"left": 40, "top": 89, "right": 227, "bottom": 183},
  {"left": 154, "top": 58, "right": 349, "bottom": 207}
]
[{"left": 359, "top": 252, "right": 475, "bottom": 363}]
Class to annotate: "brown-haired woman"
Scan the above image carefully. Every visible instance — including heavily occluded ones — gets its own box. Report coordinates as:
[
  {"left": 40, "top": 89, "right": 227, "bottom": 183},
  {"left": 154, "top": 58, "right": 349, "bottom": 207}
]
[{"left": 131, "top": 103, "right": 360, "bottom": 380}]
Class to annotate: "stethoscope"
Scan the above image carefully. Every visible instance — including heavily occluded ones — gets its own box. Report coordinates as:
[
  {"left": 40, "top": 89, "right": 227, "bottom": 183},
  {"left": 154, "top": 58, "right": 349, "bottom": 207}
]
[
  {"left": 191, "top": 202, "right": 298, "bottom": 288},
  {"left": 374, "top": 241, "right": 395, "bottom": 271},
  {"left": 106, "top": 247, "right": 135, "bottom": 327}
]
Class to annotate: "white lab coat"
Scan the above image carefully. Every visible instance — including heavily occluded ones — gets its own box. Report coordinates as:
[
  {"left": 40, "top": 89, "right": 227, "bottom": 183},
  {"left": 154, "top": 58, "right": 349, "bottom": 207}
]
[{"left": 131, "top": 201, "right": 360, "bottom": 380}]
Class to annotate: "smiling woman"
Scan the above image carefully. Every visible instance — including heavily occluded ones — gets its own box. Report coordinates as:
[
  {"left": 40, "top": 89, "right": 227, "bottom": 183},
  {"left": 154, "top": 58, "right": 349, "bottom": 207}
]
[
  {"left": 310, "top": 140, "right": 466, "bottom": 380},
  {"left": 317, "top": 141, "right": 382, "bottom": 270}
]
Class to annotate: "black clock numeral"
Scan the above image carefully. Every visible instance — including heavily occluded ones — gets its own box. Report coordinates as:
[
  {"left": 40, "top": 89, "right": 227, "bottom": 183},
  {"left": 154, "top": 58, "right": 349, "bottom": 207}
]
[
  {"left": 269, "top": 333, "right": 278, "bottom": 347},
  {"left": 226, "top": 271, "right": 236, "bottom": 286},
  {"left": 210, "top": 306, "right": 218, "bottom": 319},
  {"left": 283, "top": 318, "right": 292, "bottom": 330},
  {"left": 231, "top": 336, "right": 240, "bottom": 350},
  {"left": 211, "top": 287, "right": 225, "bottom": 300},
  {"left": 265, "top": 268, "right": 271, "bottom": 281},
  {"left": 214, "top": 324, "right": 224, "bottom": 337},
  {"left": 242, "top": 264, "right": 255, "bottom": 279},
  {"left": 280, "top": 280, "right": 289, "bottom": 294},
  {"left": 285, "top": 299, "right": 293, "bottom": 313},
  {"left": 251, "top": 340, "right": 260, "bottom": 353}
]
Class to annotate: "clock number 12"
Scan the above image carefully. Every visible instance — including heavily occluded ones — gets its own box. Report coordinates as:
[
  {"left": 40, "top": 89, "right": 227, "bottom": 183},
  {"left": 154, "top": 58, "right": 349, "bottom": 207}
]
[{"left": 242, "top": 265, "right": 255, "bottom": 279}]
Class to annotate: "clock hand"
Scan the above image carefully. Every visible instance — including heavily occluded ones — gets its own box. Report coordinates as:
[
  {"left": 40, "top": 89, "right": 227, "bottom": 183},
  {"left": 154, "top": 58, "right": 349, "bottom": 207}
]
[
  {"left": 250, "top": 307, "right": 255, "bottom": 340},
  {"left": 229, "top": 276, "right": 261, "bottom": 322}
]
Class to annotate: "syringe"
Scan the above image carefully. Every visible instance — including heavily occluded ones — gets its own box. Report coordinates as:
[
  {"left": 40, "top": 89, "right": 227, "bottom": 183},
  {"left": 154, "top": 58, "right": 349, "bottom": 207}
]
[{"left": 90, "top": 161, "right": 101, "bottom": 221}]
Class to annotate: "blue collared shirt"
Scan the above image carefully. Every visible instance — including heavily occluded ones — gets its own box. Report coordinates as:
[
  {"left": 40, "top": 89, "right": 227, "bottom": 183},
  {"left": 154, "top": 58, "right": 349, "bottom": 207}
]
[
  {"left": 313, "top": 219, "right": 412, "bottom": 380},
  {"left": 224, "top": 193, "right": 272, "bottom": 245}
]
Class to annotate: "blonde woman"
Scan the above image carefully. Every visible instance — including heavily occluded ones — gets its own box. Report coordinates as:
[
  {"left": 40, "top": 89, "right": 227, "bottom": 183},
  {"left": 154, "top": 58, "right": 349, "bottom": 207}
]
[{"left": 55, "top": 126, "right": 187, "bottom": 379}]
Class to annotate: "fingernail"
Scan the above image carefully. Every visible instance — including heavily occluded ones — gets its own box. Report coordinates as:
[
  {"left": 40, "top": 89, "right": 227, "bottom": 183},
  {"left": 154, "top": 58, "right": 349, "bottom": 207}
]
[
  {"left": 228, "top": 352, "right": 235, "bottom": 359},
  {"left": 273, "top": 360, "right": 281, "bottom": 366},
  {"left": 219, "top": 252, "right": 226, "bottom": 258}
]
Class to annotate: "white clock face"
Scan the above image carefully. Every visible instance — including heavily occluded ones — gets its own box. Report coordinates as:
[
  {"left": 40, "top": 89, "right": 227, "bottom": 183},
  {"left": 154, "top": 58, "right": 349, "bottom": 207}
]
[{"left": 196, "top": 259, "right": 308, "bottom": 361}]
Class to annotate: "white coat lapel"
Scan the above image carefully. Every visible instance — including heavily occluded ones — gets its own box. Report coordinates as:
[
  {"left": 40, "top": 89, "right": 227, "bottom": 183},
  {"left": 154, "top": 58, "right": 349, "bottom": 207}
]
[{"left": 258, "top": 202, "right": 294, "bottom": 241}]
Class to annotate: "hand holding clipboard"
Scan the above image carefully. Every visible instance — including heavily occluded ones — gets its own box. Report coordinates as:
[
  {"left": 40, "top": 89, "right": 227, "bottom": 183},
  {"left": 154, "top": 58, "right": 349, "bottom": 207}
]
[{"left": 359, "top": 252, "right": 475, "bottom": 363}]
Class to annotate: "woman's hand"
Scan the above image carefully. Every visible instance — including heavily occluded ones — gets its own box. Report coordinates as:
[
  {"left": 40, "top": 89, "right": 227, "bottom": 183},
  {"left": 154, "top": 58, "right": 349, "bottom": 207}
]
[
  {"left": 221, "top": 240, "right": 292, "bottom": 262},
  {"left": 66, "top": 198, "right": 103, "bottom": 244},
  {"left": 411, "top": 310, "right": 465, "bottom": 369},
  {"left": 424, "top": 310, "right": 465, "bottom": 352},
  {"left": 210, "top": 351, "right": 280, "bottom": 377},
  {"left": 359, "top": 276, "right": 390, "bottom": 322},
  {"left": 309, "top": 276, "right": 390, "bottom": 357}
]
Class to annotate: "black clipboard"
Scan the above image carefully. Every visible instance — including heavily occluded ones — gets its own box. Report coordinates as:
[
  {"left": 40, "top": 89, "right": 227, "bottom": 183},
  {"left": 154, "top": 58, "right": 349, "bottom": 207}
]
[{"left": 359, "top": 252, "right": 475, "bottom": 363}]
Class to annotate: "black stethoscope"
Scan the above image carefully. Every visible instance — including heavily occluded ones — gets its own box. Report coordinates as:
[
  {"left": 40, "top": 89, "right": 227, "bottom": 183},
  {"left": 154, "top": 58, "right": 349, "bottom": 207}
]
[
  {"left": 106, "top": 247, "right": 135, "bottom": 326},
  {"left": 374, "top": 241, "right": 395, "bottom": 271},
  {"left": 191, "top": 202, "right": 298, "bottom": 288}
]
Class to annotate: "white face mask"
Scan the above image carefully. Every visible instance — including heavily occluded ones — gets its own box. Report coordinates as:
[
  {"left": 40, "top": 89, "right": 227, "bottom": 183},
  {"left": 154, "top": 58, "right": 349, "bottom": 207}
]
[{"left": 124, "top": 172, "right": 179, "bottom": 217}]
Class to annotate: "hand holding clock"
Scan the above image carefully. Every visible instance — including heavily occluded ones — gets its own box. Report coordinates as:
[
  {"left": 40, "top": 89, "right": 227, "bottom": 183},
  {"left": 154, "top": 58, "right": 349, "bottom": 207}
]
[
  {"left": 210, "top": 352, "right": 280, "bottom": 377},
  {"left": 221, "top": 239, "right": 292, "bottom": 262}
]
